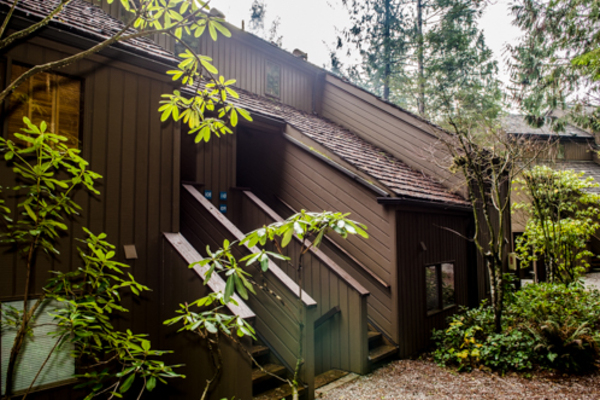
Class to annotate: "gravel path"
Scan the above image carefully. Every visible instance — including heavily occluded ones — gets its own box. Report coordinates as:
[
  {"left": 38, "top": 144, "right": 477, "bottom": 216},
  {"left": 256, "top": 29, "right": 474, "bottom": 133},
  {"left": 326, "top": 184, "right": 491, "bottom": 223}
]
[
  {"left": 585, "top": 272, "right": 600, "bottom": 291},
  {"left": 317, "top": 359, "right": 600, "bottom": 399}
]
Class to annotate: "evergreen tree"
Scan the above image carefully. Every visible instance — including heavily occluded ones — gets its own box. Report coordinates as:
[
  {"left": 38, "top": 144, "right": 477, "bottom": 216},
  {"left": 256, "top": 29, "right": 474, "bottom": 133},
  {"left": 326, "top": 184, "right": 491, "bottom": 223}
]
[
  {"left": 248, "top": 0, "right": 283, "bottom": 47},
  {"left": 508, "top": 0, "right": 600, "bottom": 132},
  {"left": 336, "top": 0, "right": 501, "bottom": 125},
  {"left": 422, "top": 0, "right": 501, "bottom": 126},
  {"left": 339, "top": 0, "right": 410, "bottom": 100}
]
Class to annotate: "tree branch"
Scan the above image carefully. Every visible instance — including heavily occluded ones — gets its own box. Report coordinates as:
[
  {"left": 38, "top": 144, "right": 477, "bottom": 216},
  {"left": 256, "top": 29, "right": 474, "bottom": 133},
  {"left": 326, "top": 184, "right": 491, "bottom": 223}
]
[
  {"left": 0, "top": 0, "right": 75, "bottom": 50},
  {"left": 0, "top": 0, "right": 19, "bottom": 40}
]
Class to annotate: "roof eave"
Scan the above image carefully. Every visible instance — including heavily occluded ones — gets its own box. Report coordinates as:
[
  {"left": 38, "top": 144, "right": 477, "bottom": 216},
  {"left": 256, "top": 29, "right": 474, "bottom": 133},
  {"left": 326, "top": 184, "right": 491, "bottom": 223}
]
[{"left": 376, "top": 196, "right": 471, "bottom": 211}]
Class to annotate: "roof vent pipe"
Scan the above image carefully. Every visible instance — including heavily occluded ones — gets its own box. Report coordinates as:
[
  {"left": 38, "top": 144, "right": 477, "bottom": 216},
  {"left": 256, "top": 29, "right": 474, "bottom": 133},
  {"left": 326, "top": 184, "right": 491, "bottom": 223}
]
[
  {"left": 209, "top": 8, "right": 225, "bottom": 18},
  {"left": 293, "top": 49, "right": 307, "bottom": 60}
]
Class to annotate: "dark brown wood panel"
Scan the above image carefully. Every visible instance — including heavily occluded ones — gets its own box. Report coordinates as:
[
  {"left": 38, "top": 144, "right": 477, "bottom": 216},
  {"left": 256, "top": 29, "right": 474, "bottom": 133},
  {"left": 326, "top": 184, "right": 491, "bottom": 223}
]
[
  {"left": 396, "top": 209, "right": 473, "bottom": 357},
  {"left": 1, "top": 38, "right": 182, "bottom": 398},
  {"left": 159, "top": 235, "right": 253, "bottom": 400},
  {"left": 236, "top": 128, "right": 397, "bottom": 338},
  {"left": 231, "top": 191, "right": 370, "bottom": 375},
  {"left": 564, "top": 141, "right": 594, "bottom": 160},
  {"left": 179, "top": 186, "right": 316, "bottom": 397}
]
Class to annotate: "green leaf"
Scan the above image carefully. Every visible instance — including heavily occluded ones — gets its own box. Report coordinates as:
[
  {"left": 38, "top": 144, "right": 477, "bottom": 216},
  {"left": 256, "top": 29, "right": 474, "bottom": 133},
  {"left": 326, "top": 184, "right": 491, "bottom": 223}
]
[
  {"left": 146, "top": 376, "right": 156, "bottom": 392},
  {"left": 208, "top": 22, "right": 217, "bottom": 41},
  {"left": 24, "top": 203, "right": 37, "bottom": 222},
  {"left": 281, "top": 227, "right": 294, "bottom": 248},
  {"left": 224, "top": 275, "right": 235, "bottom": 303},
  {"left": 234, "top": 274, "right": 248, "bottom": 300},
  {"left": 260, "top": 258, "right": 269, "bottom": 272},
  {"left": 212, "top": 21, "right": 231, "bottom": 38},
  {"left": 120, "top": 373, "right": 135, "bottom": 393}
]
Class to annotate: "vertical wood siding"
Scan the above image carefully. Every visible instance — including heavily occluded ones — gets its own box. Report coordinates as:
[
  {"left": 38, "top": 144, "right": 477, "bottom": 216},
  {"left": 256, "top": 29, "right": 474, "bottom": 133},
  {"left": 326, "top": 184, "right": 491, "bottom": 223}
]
[
  {"left": 197, "top": 32, "right": 315, "bottom": 113},
  {"left": 179, "top": 186, "right": 317, "bottom": 398},
  {"left": 180, "top": 129, "right": 237, "bottom": 209},
  {"left": 82, "top": 0, "right": 318, "bottom": 113},
  {"left": 320, "top": 76, "right": 465, "bottom": 196},
  {"left": 231, "top": 191, "right": 370, "bottom": 375},
  {"left": 1, "top": 39, "right": 180, "bottom": 372},
  {"left": 564, "top": 141, "right": 594, "bottom": 160},
  {"left": 236, "top": 128, "right": 398, "bottom": 340},
  {"left": 159, "top": 235, "right": 253, "bottom": 400},
  {"left": 395, "top": 209, "right": 473, "bottom": 357}
]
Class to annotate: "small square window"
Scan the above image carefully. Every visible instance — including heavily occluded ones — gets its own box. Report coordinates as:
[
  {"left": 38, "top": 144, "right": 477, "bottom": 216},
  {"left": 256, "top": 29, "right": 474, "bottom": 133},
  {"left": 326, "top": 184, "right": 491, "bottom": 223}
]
[
  {"left": 7, "top": 64, "right": 82, "bottom": 148},
  {"left": 425, "top": 262, "right": 456, "bottom": 314},
  {"left": 1, "top": 300, "right": 75, "bottom": 395},
  {"left": 265, "top": 61, "right": 280, "bottom": 98}
]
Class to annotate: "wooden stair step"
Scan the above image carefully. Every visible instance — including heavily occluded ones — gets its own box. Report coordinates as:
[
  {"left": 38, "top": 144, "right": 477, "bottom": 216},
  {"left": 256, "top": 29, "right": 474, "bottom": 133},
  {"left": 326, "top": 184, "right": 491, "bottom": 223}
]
[
  {"left": 368, "top": 330, "right": 382, "bottom": 343},
  {"left": 252, "top": 364, "right": 287, "bottom": 385},
  {"left": 253, "top": 382, "right": 304, "bottom": 400},
  {"left": 368, "top": 345, "right": 397, "bottom": 364},
  {"left": 251, "top": 345, "right": 270, "bottom": 358},
  {"left": 314, "top": 369, "right": 349, "bottom": 389}
]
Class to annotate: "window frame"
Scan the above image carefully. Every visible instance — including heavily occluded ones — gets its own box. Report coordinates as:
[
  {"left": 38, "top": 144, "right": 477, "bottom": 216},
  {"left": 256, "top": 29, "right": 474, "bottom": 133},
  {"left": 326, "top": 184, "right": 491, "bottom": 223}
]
[
  {"left": 1, "top": 298, "right": 77, "bottom": 395},
  {"left": 424, "top": 260, "right": 457, "bottom": 316},
  {"left": 264, "top": 60, "right": 281, "bottom": 99},
  {"left": 4, "top": 60, "right": 84, "bottom": 149}
]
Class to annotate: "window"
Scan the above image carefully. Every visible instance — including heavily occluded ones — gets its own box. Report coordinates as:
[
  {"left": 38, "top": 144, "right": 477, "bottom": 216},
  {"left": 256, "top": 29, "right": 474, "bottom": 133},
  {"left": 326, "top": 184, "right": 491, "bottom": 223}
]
[
  {"left": 557, "top": 143, "right": 565, "bottom": 159},
  {"left": 1, "top": 300, "right": 74, "bottom": 395},
  {"left": 7, "top": 64, "right": 81, "bottom": 148},
  {"left": 425, "top": 262, "right": 456, "bottom": 313},
  {"left": 265, "top": 61, "right": 280, "bottom": 98},
  {"left": 174, "top": 33, "right": 201, "bottom": 58}
]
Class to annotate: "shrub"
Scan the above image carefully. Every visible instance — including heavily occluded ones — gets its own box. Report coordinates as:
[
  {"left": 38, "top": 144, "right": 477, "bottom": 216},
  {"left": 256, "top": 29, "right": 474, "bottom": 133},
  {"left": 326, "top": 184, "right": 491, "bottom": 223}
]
[
  {"left": 509, "top": 282, "right": 600, "bottom": 372},
  {"left": 433, "top": 282, "right": 600, "bottom": 373}
]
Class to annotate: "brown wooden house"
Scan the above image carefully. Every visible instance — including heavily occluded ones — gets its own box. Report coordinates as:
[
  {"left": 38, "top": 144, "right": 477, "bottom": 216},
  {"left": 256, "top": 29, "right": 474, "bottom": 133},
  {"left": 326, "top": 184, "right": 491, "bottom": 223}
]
[{"left": 0, "top": 1, "right": 486, "bottom": 399}]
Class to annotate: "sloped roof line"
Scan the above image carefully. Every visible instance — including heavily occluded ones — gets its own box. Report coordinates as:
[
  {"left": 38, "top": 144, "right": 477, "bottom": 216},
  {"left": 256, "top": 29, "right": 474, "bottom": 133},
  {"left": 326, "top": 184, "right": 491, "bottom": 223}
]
[
  {"left": 3, "top": 0, "right": 467, "bottom": 206},
  {"left": 0, "top": 0, "right": 179, "bottom": 64},
  {"left": 502, "top": 114, "right": 593, "bottom": 139},
  {"left": 224, "top": 88, "right": 468, "bottom": 206}
]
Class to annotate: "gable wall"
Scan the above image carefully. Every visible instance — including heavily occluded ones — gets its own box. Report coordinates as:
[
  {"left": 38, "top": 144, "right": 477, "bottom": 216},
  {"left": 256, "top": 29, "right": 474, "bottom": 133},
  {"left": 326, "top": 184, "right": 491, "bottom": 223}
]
[
  {"left": 83, "top": 0, "right": 317, "bottom": 113},
  {"left": 0, "top": 38, "right": 180, "bottom": 343},
  {"left": 236, "top": 127, "right": 399, "bottom": 340},
  {"left": 197, "top": 32, "right": 316, "bottom": 113},
  {"left": 321, "top": 75, "right": 466, "bottom": 197}
]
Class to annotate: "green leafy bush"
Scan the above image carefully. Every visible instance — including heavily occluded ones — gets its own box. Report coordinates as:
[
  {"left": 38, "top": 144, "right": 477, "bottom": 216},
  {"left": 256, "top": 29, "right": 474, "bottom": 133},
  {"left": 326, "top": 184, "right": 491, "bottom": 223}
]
[
  {"left": 433, "top": 283, "right": 600, "bottom": 373},
  {"left": 509, "top": 283, "right": 600, "bottom": 372}
]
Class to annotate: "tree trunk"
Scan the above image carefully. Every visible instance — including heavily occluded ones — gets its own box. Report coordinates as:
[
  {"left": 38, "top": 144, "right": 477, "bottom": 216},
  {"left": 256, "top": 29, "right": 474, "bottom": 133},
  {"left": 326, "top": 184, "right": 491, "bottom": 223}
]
[
  {"left": 383, "top": 0, "right": 391, "bottom": 100},
  {"left": 416, "top": 0, "right": 425, "bottom": 116}
]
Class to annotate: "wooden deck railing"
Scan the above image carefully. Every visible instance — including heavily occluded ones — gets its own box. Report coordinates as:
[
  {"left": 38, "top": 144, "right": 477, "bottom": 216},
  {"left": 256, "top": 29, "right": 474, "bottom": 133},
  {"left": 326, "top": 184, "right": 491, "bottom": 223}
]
[
  {"left": 231, "top": 190, "right": 370, "bottom": 375},
  {"left": 180, "top": 185, "right": 317, "bottom": 399},
  {"left": 160, "top": 233, "right": 254, "bottom": 400}
]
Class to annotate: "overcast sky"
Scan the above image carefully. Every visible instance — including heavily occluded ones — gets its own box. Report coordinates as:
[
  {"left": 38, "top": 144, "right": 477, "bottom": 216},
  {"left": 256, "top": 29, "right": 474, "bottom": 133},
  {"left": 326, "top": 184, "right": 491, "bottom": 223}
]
[{"left": 214, "top": 0, "right": 523, "bottom": 86}]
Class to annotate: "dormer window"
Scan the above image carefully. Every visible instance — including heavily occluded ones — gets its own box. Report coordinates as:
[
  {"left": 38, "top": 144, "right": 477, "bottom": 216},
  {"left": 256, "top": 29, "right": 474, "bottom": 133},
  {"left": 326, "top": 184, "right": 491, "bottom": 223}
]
[{"left": 265, "top": 61, "right": 280, "bottom": 98}]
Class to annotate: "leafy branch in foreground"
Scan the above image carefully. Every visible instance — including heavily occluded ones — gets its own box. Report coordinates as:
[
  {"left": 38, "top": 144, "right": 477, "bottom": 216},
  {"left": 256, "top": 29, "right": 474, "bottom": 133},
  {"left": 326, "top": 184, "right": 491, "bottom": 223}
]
[
  {"left": 0, "top": 0, "right": 252, "bottom": 145},
  {"left": 166, "top": 211, "right": 368, "bottom": 400},
  {"left": 0, "top": 120, "right": 182, "bottom": 399}
]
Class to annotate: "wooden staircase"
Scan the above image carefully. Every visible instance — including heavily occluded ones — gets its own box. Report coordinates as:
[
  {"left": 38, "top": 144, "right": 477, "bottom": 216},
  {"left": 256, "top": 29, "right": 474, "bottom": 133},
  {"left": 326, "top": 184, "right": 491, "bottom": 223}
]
[
  {"left": 367, "top": 324, "right": 397, "bottom": 368},
  {"left": 251, "top": 340, "right": 303, "bottom": 400}
]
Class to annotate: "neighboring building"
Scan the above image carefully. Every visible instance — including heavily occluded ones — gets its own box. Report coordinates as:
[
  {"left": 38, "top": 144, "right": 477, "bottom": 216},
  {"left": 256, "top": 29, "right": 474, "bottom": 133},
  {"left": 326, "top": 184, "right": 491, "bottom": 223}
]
[
  {"left": 1, "top": 1, "right": 489, "bottom": 399},
  {"left": 502, "top": 115, "right": 600, "bottom": 277}
]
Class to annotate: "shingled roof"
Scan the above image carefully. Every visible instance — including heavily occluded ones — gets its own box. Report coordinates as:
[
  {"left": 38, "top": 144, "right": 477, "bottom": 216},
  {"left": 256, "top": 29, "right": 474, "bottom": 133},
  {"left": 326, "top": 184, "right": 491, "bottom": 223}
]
[
  {"left": 502, "top": 115, "right": 593, "bottom": 139},
  {"left": 227, "top": 89, "right": 467, "bottom": 205},
  {"left": 3, "top": 0, "right": 467, "bottom": 206},
  {"left": 0, "top": 0, "right": 178, "bottom": 64}
]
